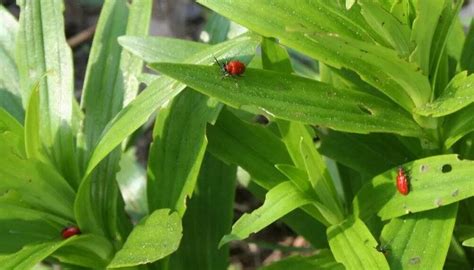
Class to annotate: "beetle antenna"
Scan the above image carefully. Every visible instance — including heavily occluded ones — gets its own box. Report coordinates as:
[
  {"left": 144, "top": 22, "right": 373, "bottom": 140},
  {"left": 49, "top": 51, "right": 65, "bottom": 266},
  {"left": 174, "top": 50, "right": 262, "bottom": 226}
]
[{"left": 213, "top": 56, "right": 222, "bottom": 68}]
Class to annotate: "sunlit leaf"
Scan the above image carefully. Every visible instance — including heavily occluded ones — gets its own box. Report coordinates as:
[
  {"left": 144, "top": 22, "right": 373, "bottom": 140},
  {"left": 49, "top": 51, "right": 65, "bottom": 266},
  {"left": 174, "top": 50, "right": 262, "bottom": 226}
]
[
  {"left": 150, "top": 63, "right": 423, "bottom": 137},
  {"left": 380, "top": 204, "right": 457, "bottom": 270},
  {"left": 108, "top": 209, "right": 182, "bottom": 268},
  {"left": 327, "top": 217, "right": 389, "bottom": 270},
  {"left": 354, "top": 155, "right": 474, "bottom": 221}
]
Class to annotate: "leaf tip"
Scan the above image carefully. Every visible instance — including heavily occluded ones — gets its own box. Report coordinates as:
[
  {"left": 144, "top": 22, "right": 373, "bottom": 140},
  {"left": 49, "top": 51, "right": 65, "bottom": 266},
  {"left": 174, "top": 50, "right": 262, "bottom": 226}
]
[{"left": 219, "top": 234, "right": 240, "bottom": 248}]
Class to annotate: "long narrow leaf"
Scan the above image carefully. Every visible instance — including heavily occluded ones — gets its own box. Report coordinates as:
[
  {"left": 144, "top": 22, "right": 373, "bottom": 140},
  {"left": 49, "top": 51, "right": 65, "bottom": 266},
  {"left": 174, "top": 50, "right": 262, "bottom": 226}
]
[
  {"left": 16, "top": 0, "right": 78, "bottom": 185},
  {"left": 259, "top": 250, "right": 344, "bottom": 270},
  {"left": 85, "top": 34, "right": 261, "bottom": 176},
  {"left": 380, "top": 204, "right": 457, "bottom": 270},
  {"left": 0, "top": 239, "right": 76, "bottom": 269},
  {"left": 327, "top": 217, "right": 389, "bottom": 270},
  {"left": 119, "top": 36, "right": 209, "bottom": 63},
  {"left": 359, "top": 1, "right": 412, "bottom": 57},
  {"left": 75, "top": 0, "right": 152, "bottom": 241},
  {"left": 443, "top": 104, "right": 474, "bottom": 148},
  {"left": 409, "top": 0, "right": 446, "bottom": 75},
  {"left": 461, "top": 20, "right": 474, "bottom": 73},
  {"left": 219, "top": 181, "right": 312, "bottom": 247},
  {"left": 169, "top": 153, "right": 237, "bottom": 270},
  {"left": 300, "top": 138, "right": 344, "bottom": 223},
  {"left": 416, "top": 71, "right": 474, "bottom": 117},
  {"left": 197, "top": 0, "right": 432, "bottom": 111},
  {"left": 150, "top": 63, "right": 423, "bottom": 137},
  {"left": 147, "top": 89, "right": 220, "bottom": 215},
  {"left": 0, "top": 6, "right": 23, "bottom": 122}
]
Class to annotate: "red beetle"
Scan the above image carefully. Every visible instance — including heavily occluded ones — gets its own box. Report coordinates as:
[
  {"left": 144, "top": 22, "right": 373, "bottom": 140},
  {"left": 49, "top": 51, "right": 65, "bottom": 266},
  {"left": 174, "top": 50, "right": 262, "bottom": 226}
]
[
  {"left": 396, "top": 167, "right": 409, "bottom": 195},
  {"left": 214, "top": 56, "right": 246, "bottom": 77},
  {"left": 61, "top": 226, "right": 81, "bottom": 239}
]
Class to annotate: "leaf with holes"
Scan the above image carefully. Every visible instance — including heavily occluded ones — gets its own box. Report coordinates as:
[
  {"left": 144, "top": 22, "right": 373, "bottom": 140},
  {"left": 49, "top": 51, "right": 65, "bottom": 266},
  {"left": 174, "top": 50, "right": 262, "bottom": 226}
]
[
  {"left": 150, "top": 63, "right": 422, "bottom": 137},
  {"left": 380, "top": 205, "right": 457, "bottom": 269},
  {"left": 354, "top": 155, "right": 474, "bottom": 221}
]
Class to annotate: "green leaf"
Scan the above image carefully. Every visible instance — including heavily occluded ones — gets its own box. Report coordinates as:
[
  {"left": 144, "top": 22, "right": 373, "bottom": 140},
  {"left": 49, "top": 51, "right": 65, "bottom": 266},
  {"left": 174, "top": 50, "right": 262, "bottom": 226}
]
[
  {"left": 119, "top": 36, "right": 209, "bottom": 63},
  {"left": 0, "top": 239, "right": 75, "bottom": 269},
  {"left": 276, "top": 164, "right": 340, "bottom": 226},
  {"left": 52, "top": 234, "right": 114, "bottom": 268},
  {"left": 169, "top": 153, "right": 237, "bottom": 270},
  {"left": 463, "top": 238, "right": 474, "bottom": 247},
  {"left": 220, "top": 181, "right": 312, "bottom": 247},
  {"left": 197, "top": 0, "right": 431, "bottom": 111},
  {"left": 201, "top": 12, "right": 231, "bottom": 44},
  {"left": 207, "top": 109, "right": 328, "bottom": 246},
  {"left": 24, "top": 85, "right": 44, "bottom": 161},
  {"left": 353, "top": 155, "right": 474, "bottom": 221},
  {"left": 415, "top": 71, "right": 474, "bottom": 117},
  {"left": 85, "top": 34, "right": 261, "bottom": 176},
  {"left": 380, "top": 204, "right": 457, "bottom": 269},
  {"left": 359, "top": 1, "right": 413, "bottom": 57},
  {"left": 198, "top": 0, "right": 378, "bottom": 42},
  {"left": 409, "top": 0, "right": 446, "bottom": 75},
  {"left": 0, "top": 107, "right": 24, "bottom": 140},
  {"left": 429, "top": 0, "right": 463, "bottom": 90},
  {"left": 461, "top": 20, "right": 474, "bottom": 73},
  {"left": 300, "top": 138, "right": 344, "bottom": 223},
  {"left": 108, "top": 209, "right": 182, "bottom": 268},
  {"left": 259, "top": 37, "right": 339, "bottom": 224},
  {"left": 116, "top": 148, "right": 148, "bottom": 221},
  {"left": 320, "top": 64, "right": 383, "bottom": 99},
  {"left": 121, "top": 0, "right": 153, "bottom": 106},
  {"left": 259, "top": 250, "right": 344, "bottom": 270},
  {"left": 150, "top": 63, "right": 423, "bottom": 137},
  {"left": 327, "top": 217, "right": 389, "bottom": 270},
  {"left": 277, "top": 121, "right": 313, "bottom": 170},
  {"left": 304, "top": 33, "right": 430, "bottom": 111},
  {"left": 16, "top": 0, "right": 77, "bottom": 184},
  {"left": 0, "top": 202, "right": 67, "bottom": 254},
  {"left": 447, "top": 18, "right": 465, "bottom": 65},
  {"left": 346, "top": 0, "right": 356, "bottom": 10},
  {"left": 261, "top": 37, "right": 293, "bottom": 74},
  {"left": 318, "top": 130, "right": 417, "bottom": 177},
  {"left": 443, "top": 104, "right": 474, "bottom": 148},
  {"left": 207, "top": 108, "right": 291, "bottom": 189},
  {"left": 0, "top": 6, "right": 23, "bottom": 122},
  {"left": 0, "top": 131, "right": 75, "bottom": 220},
  {"left": 79, "top": 0, "right": 129, "bottom": 158},
  {"left": 75, "top": 0, "right": 152, "bottom": 242},
  {"left": 147, "top": 89, "right": 220, "bottom": 215},
  {"left": 390, "top": 0, "right": 417, "bottom": 26}
]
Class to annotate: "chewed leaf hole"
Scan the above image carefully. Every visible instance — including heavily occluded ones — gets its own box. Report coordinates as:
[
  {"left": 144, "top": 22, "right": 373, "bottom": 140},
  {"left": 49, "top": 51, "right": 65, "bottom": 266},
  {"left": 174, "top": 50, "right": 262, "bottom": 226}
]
[
  {"left": 254, "top": 114, "right": 270, "bottom": 125},
  {"left": 420, "top": 164, "right": 428, "bottom": 172},
  {"left": 358, "top": 104, "right": 373, "bottom": 115},
  {"left": 442, "top": 164, "right": 452, "bottom": 173}
]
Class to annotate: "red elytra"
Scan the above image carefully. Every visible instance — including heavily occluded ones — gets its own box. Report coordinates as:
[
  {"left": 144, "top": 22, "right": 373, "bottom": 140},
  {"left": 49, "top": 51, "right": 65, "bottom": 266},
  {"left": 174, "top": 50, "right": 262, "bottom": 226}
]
[
  {"left": 214, "top": 57, "right": 246, "bottom": 77},
  {"left": 396, "top": 167, "right": 409, "bottom": 195},
  {"left": 224, "top": 60, "right": 246, "bottom": 76},
  {"left": 61, "top": 226, "right": 81, "bottom": 239}
]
